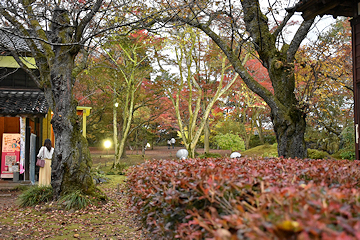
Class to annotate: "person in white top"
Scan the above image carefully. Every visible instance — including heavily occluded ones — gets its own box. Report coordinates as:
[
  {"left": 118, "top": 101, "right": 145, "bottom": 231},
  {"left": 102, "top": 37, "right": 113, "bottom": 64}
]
[
  {"left": 37, "top": 139, "right": 54, "bottom": 186},
  {"left": 171, "top": 137, "right": 176, "bottom": 149},
  {"left": 167, "top": 139, "right": 171, "bottom": 149}
]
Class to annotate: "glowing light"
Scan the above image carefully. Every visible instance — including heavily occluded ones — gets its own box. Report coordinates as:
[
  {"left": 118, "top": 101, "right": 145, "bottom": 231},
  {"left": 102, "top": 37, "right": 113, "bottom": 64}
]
[{"left": 104, "top": 140, "right": 111, "bottom": 149}]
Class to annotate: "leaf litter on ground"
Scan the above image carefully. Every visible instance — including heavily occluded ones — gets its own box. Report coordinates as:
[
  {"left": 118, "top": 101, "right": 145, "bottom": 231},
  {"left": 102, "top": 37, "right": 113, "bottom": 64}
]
[{"left": 0, "top": 181, "right": 148, "bottom": 240}]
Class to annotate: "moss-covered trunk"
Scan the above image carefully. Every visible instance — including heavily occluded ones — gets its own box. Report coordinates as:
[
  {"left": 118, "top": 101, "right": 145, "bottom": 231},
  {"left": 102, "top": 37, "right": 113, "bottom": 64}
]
[
  {"left": 49, "top": 9, "right": 95, "bottom": 200},
  {"left": 268, "top": 54, "right": 307, "bottom": 158},
  {"left": 49, "top": 57, "right": 95, "bottom": 199},
  {"left": 271, "top": 107, "right": 306, "bottom": 158}
]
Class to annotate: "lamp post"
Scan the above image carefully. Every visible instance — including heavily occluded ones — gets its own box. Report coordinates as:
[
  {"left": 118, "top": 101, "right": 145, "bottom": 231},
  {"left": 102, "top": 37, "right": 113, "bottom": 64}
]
[
  {"left": 104, "top": 140, "right": 111, "bottom": 155},
  {"left": 104, "top": 140, "right": 111, "bottom": 167},
  {"left": 104, "top": 140, "right": 111, "bottom": 156}
]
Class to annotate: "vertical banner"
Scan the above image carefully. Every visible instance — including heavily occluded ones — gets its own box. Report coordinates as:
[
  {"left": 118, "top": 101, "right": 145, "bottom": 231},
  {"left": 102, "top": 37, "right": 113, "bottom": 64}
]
[
  {"left": 30, "top": 133, "right": 37, "bottom": 184},
  {"left": 1, "top": 133, "right": 21, "bottom": 178},
  {"left": 20, "top": 118, "right": 26, "bottom": 175}
]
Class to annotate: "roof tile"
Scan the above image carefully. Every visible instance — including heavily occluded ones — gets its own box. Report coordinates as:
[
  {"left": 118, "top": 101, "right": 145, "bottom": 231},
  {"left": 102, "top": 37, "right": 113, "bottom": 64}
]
[{"left": 0, "top": 90, "right": 48, "bottom": 116}]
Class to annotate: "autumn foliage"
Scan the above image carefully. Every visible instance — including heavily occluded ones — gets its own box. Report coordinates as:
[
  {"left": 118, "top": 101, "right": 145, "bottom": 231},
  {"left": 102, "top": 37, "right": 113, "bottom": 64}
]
[{"left": 127, "top": 158, "right": 360, "bottom": 239}]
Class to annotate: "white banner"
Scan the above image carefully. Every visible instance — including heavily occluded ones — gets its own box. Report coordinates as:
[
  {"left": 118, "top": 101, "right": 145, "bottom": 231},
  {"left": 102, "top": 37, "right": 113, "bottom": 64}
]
[{"left": 20, "top": 117, "right": 26, "bottom": 174}]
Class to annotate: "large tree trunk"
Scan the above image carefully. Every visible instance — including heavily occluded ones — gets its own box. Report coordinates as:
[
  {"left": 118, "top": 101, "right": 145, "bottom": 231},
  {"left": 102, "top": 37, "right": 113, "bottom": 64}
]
[
  {"left": 49, "top": 9, "right": 96, "bottom": 200},
  {"left": 272, "top": 107, "right": 307, "bottom": 158},
  {"left": 49, "top": 57, "right": 95, "bottom": 200},
  {"left": 0, "top": 1, "right": 104, "bottom": 200},
  {"left": 268, "top": 53, "right": 307, "bottom": 158}
]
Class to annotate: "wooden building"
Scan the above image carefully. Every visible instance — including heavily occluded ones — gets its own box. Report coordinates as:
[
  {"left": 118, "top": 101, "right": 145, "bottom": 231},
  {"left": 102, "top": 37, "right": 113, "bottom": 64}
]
[
  {"left": 293, "top": 0, "right": 360, "bottom": 159},
  {"left": 0, "top": 29, "right": 92, "bottom": 182},
  {"left": 0, "top": 57, "right": 51, "bottom": 181}
]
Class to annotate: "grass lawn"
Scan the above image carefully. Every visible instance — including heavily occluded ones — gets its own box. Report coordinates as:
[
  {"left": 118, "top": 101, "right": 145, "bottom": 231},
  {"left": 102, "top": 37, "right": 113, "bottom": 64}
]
[{"left": 242, "top": 143, "right": 278, "bottom": 158}]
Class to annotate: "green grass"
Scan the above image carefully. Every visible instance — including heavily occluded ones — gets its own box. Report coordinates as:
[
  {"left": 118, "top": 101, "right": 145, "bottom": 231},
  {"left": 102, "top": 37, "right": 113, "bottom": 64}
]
[
  {"left": 242, "top": 143, "right": 278, "bottom": 158},
  {"left": 58, "top": 190, "right": 93, "bottom": 210},
  {"left": 17, "top": 185, "right": 53, "bottom": 207},
  {"left": 91, "top": 154, "right": 147, "bottom": 169}
]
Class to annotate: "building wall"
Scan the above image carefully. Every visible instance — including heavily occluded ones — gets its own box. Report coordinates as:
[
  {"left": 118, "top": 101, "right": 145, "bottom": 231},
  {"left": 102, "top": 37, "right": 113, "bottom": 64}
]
[{"left": 353, "top": 16, "right": 360, "bottom": 159}]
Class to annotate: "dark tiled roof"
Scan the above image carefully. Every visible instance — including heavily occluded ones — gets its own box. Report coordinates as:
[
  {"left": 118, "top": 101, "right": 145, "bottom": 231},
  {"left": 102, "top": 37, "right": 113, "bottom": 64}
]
[
  {"left": 0, "top": 28, "right": 44, "bottom": 53},
  {"left": 0, "top": 90, "right": 48, "bottom": 117},
  {"left": 0, "top": 30, "right": 29, "bottom": 52}
]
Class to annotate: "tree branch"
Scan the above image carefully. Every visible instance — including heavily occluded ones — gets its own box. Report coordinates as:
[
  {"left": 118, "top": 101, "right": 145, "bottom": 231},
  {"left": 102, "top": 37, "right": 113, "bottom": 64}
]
[{"left": 287, "top": 18, "right": 314, "bottom": 62}]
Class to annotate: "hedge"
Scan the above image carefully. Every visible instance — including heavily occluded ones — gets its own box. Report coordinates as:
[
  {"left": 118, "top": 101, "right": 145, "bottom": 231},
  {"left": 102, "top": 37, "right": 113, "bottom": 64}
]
[{"left": 127, "top": 157, "right": 360, "bottom": 239}]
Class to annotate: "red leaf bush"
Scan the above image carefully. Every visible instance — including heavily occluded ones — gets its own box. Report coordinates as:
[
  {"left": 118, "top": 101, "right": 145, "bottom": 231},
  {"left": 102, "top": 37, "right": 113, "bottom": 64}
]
[{"left": 126, "top": 158, "right": 360, "bottom": 239}]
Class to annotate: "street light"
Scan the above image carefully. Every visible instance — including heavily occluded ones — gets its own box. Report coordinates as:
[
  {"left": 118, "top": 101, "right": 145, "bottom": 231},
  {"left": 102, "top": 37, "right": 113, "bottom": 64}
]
[{"left": 104, "top": 140, "right": 111, "bottom": 155}]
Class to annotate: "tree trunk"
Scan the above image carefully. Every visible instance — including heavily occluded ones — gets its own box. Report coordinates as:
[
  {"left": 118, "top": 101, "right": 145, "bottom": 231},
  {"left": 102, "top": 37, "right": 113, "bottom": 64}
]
[
  {"left": 117, "top": 138, "right": 127, "bottom": 163},
  {"left": 49, "top": 54, "right": 95, "bottom": 200},
  {"left": 271, "top": 106, "right": 307, "bottom": 158},
  {"left": 256, "top": 119, "right": 264, "bottom": 144},
  {"left": 113, "top": 95, "right": 119, "bottom": 162},
  {"left": 187, "top": 145, "right": 195, "bottom": 158},
  {"left": 203, "top": 118, "right": 210, "bottom": 154},
  {"left": 49, "top": 9, "right": 96, "bottom": 200}
]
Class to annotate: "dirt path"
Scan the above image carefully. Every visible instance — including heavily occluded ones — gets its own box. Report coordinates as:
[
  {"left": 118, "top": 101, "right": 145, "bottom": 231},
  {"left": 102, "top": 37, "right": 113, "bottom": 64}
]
[{"left": 90, "top": 145, "right": 231, "bottom": 161}]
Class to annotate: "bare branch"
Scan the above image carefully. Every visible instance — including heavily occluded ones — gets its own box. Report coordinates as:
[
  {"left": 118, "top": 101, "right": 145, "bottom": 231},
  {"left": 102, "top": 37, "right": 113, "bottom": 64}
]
[{"left": 287, "top": 18, "right": 314, "bottom": 62}]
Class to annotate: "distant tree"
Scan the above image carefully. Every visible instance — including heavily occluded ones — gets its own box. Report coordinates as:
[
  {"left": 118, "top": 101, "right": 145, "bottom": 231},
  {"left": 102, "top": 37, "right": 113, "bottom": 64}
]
[
  {"left": 296, "top": 18, "right": 353, "bottom": 136},
  {"left": 151, "top": 0, "right": 321, "bottom": 158},
  {"left": 78, "top": 30, "right": 164, "bottom": 164},
  {"left": 296, "top": 18, "right": 353, "bottom": 154},
  {"left": 225, "top": 59, "right": 272, "bottom": 149},
  {"left": 156, "top": 27, "right": 242, "bottom": 157}
]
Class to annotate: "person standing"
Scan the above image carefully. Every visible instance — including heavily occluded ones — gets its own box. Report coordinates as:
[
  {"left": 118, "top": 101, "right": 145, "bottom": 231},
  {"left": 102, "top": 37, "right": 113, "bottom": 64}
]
[
  {"left": 167, "top": 139, "right": 171, "bottom": 149},
  {"left": 37, "top": 139, "right": 54, "bottom": 187},
  {"left": 171, "top": 137, "right": 176, "bottom": 149}
]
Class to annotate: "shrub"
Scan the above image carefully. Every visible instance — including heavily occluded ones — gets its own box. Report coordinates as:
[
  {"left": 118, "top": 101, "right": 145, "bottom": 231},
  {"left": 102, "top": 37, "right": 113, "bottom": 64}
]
[
  {"left": 340, "top": 126, "right": 355, "bottom": 150},
  {"left": 92, "top": 169, "right": 109, "bottom": 184},
  {"left": 307, "top": 148, "right": 329, "bottom": 159},
  {"left": 113, "top": 162, "right": 128, "bottom": 173},
  {"left": 250, "top": 134, "right": 277, "bottom": 148},
  {"left": 17, "top": 185, "right": 53, "bottom": 207},
  {"left": 58, "top": 190, "right": 92, "bottom": 210},
  {"left": 214, "top": 133, "right": 245, "bottom": 152},
  {"left": 249, "top": 135, "right": 262, "bottom": 148},
  {"left": 339, "top": 150, "right": 356, "bottom": 160},
  {"left": 127, "top": 158, "right": 360, "bottom": 239},
  {"left": 242, "top": 143, "right": 278, "bottom": 158},
  {"left": 197, "top": 152, "right": 222, "bottom": 159}
]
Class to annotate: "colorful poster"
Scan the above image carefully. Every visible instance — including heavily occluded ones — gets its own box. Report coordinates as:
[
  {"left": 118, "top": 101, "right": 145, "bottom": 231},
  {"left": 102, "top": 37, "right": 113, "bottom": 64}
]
[
  {"left": 1, "top": 133, "right": 21, "bottom": 178},
  {"left": 20, "top": 118, "right": 26, "bottom": 174}
]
